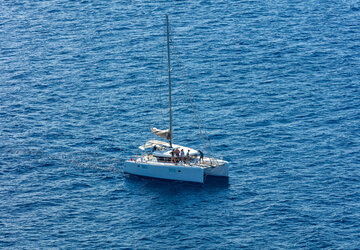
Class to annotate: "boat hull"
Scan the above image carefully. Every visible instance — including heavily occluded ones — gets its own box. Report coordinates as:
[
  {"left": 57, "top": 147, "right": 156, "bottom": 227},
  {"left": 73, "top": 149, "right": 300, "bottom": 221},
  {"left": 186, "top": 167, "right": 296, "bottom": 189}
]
[
  {"left": 124, "top": 161, "right": 204, "bottom": 183},
  {"left": 204, "top": 164, "right": 229, "bottom": 177}
]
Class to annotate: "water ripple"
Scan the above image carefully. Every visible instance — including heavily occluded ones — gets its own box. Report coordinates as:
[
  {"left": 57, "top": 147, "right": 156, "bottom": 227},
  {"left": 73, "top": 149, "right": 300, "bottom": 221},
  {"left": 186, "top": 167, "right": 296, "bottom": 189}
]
[{"left": 1, "top": 0, "right": 360, "bottom": 248}]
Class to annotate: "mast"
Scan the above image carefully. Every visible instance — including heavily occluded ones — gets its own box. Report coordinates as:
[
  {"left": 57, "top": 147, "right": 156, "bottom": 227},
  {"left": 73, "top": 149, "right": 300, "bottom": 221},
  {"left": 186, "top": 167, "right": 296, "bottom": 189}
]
[{"left": 166, "top": 14, "right": 173, "bottom": 148}]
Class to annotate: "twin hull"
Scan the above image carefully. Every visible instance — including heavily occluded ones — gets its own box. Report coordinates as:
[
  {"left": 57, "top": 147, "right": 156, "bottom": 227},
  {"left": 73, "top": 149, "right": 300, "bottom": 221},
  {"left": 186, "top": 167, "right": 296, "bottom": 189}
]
[
  {"left": 124, "top": 161, "right": 228, "bottom": 183},
  {"left": 124, "top": 161, "right": 204, "bottom": 183}
]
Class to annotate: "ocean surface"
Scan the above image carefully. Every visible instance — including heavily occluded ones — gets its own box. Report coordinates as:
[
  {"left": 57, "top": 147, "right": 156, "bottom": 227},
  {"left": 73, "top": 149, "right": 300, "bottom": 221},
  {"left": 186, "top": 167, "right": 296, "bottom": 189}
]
[{"left": 1, "top": 0, "right": 360, "bottom": 248}]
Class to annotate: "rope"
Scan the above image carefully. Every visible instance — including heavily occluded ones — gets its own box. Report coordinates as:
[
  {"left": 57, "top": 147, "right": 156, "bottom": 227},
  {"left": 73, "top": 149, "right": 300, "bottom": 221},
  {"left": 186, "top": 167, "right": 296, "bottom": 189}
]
[
  {"left": 145, "top": 20, "right": 167, "bottom": 135},
  {"left": 154, "top": 27, "right": 168, "bottom": 130},
  {"left": 169, "top": 39, "right": 213, "bottom": 158}
]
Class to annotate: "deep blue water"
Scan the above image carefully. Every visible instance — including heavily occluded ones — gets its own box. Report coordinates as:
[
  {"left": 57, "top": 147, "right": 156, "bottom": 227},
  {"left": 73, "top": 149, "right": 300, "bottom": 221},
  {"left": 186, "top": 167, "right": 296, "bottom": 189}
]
[{"left": 1, "top": 0, "right": 360, "bottom": 248}]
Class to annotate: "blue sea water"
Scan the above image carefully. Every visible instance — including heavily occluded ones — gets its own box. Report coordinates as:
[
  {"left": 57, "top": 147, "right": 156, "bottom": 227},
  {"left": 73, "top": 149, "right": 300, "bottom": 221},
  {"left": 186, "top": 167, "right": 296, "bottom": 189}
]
[{"left": 1, "top": 0, "right": 360, "bottom": 248}]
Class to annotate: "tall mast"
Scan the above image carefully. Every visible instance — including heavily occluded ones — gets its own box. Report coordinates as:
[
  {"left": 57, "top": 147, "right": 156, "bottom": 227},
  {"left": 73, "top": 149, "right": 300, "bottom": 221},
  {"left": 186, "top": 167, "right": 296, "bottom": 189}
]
[{"left": 166, "top": 14, "right": 173, "bottom": 148}]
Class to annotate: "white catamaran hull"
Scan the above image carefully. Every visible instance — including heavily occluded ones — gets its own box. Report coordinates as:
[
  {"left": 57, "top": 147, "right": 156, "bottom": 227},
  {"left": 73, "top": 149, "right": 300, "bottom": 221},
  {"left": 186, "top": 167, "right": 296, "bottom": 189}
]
[
  {"left": 204, "top": 164, "right": 229, "bottom": 177},
  {"left": 124, "top": 160, "right": 204, "bottom": 183}
]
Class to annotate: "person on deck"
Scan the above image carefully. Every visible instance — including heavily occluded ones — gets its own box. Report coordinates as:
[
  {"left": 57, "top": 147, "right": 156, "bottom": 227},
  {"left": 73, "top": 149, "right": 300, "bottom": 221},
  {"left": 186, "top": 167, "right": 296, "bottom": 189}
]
[
  {"left": 170, "top": 149, "right": 175, "bottom": 163},
  {"left": 174, "top": 148, "right": 180, "bottom": 163},
  {"left": 198, "top": 150, "right": 204, "bottom": 164},
  {"left": 186, "top": 150, "right": 190, "bottom": 165},
  {"left": 180, "top": 149, "right": 185, "bottom": 163}
]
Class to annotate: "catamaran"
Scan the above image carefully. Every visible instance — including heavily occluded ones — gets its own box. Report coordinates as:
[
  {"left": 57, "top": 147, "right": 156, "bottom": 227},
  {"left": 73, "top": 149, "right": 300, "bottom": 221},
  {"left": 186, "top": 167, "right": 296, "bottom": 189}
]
[{"left": 124, "top": 15, "right": 229, "bottom": 183}]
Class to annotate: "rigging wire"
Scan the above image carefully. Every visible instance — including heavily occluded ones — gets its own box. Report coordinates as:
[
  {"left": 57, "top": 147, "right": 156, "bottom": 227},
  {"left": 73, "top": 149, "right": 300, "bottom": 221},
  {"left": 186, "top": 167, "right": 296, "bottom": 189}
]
[
  {"left": 154, "top": 25, "right": 168, "bottom": 130},
  {"left": 146, "top": 20, "right": 168, "bottom": 136},
  {"left": 139, "top": 14, "right": 218, "bottom": 161},
  {"left": 169, "top": 38, "right": 215, "bottom": 158},
  {"left": 131, "top": 1, "right": 169, "bottom": 136}
]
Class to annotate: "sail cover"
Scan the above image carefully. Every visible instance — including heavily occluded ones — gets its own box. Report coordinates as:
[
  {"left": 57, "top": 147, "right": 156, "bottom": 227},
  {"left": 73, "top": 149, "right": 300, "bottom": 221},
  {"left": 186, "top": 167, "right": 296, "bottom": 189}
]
[{"left": 151, "top": 127, "right": 171, "bottom": 140}]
